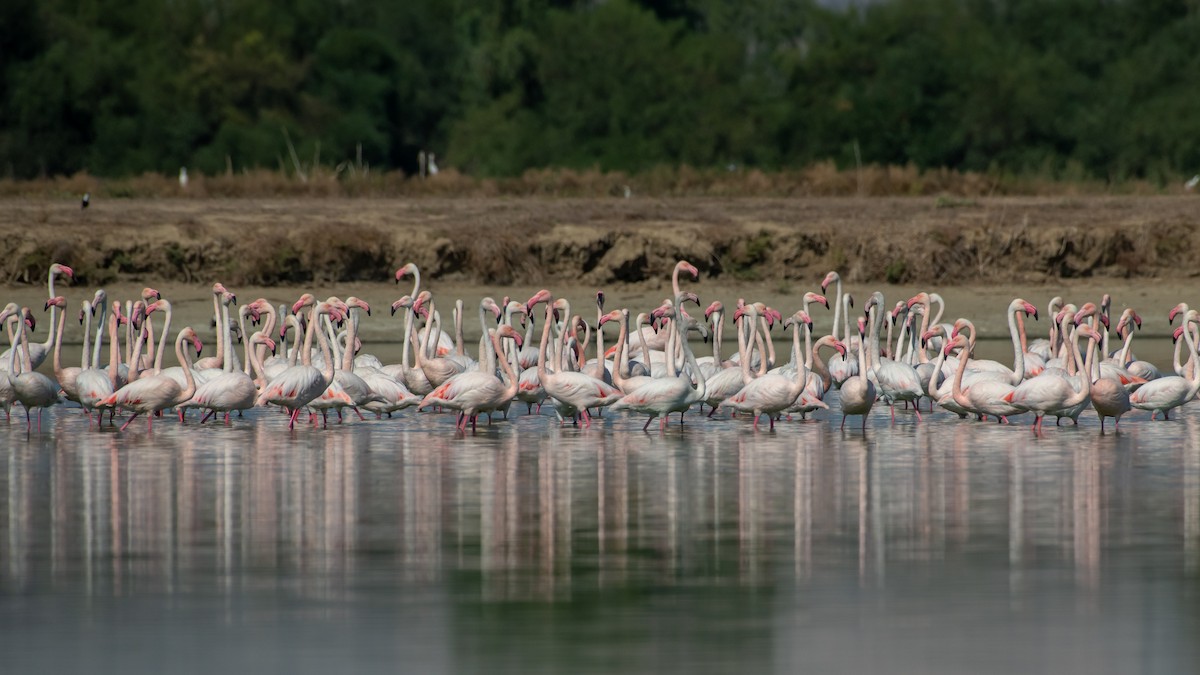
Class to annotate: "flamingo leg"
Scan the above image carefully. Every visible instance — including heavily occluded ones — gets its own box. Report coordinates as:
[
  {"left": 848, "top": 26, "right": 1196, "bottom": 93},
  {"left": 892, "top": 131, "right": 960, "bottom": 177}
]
[
  {"left": 201, "top": 410, "right": 215, "bottom": 424},
  {"left": 890, "top": 403, "right": 895, "bottom": 423},
  {"left": 840, "top": 414, "right": 847, "bottom": 431},
  {"left": 287, "top": 407, "right": 301, "bottom": 429},
  {"left": 642, "top": 415, "right": 654, "bottom": 432},
  {"left": 119, "top": 412, "right": 141, "bottom": 432},
  {"left": 753, "top": 414, "right": 759, "bottom": 431},
  {"left": 354, "top": 407, "right": 366, "bottom": 421},
  {"left": 769, "top": 415, "right": 775, "bottom": 431},
  {"left": 225, "top": 412, "right": 231, "bottom": 425}
]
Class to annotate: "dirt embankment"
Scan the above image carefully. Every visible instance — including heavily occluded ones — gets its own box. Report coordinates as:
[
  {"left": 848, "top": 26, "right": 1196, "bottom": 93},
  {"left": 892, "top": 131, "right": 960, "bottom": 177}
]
[{"left": 1, "top": 196, "right": 1195, "bottom": 288}]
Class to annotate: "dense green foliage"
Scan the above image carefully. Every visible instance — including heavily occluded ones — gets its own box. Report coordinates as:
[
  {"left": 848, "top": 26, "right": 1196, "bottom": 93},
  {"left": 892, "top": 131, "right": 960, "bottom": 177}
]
[{"left": 2, "top": 0, "right": 1198, "bottom": 181}]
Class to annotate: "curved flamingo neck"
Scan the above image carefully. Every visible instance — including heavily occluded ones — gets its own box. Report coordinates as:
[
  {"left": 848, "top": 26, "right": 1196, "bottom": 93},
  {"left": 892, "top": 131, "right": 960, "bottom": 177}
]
[
  {"left": 491, "top": 332, "right": 519, "bottom": 400},
  {"left": 51, "top": 303, "right": 67, "bottom": 378},
  {"left": 830, "top": 277, "right": 842, "bottom": 341},
  {"left": 107, "top": 310, "right": 121, "bottom": 386},
  {"left": 80, "top": 301, "right": 93, "bottom": 370},
  {"left": 1007, "top": 304, "right": 1026, "bottom": 386},
  {"left": 174, "top": 330, "right": 198, "bottom": 404}
]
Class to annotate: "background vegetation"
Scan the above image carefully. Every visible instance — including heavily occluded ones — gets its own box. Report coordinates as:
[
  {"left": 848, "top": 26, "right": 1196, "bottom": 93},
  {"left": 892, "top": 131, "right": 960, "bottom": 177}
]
[{"left": 2, "top": 0, "right": 1199, "bottom": 186}]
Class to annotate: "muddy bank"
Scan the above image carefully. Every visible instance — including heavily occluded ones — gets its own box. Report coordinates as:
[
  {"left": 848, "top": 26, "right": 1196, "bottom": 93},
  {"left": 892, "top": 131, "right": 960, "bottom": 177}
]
[{"left": 1, "top": 195, "right": 1196, "bottom": 289}]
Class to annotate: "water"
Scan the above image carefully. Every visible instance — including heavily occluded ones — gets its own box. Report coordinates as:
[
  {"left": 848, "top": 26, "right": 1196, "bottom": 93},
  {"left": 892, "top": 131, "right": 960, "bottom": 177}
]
[{"left": 2, "top": 382, "right": 1199, "bottom": 673}]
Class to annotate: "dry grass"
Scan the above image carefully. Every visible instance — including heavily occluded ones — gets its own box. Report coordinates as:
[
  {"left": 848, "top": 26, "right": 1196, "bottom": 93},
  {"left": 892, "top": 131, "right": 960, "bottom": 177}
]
[{"left": 1, "top": 163, "right": 1192, "bottom": 201}]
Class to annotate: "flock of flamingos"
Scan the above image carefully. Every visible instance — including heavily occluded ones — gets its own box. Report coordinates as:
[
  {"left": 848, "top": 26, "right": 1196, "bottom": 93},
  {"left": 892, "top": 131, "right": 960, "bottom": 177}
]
[{"left": 1, "top": 260, "right": 1198, "bottom": 436}]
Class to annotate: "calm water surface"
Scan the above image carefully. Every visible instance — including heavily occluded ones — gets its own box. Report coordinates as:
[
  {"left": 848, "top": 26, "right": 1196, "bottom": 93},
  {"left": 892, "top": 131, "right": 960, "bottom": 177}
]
[{"left": 2, "top": 378, "right": 1199, "bottom": 673}]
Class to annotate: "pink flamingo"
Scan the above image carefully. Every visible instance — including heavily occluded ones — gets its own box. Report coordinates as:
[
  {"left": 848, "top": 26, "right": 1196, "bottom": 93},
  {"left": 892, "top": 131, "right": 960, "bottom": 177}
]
[
  {"left": 610, "top": 293, "right": 708, "bottom": 431},
  {"left": 418, "top": 325, "right": 523, "bottom": 431},
  {"left": 191, "top": 328, "right": 274, "bottom": 425},
  {"left": 96, "top": 326, "right": 202, "bottom": 432},
  {"left": 1003, "top": 324, "right": 1095, "bottom": 435},
  {"left": 721, "top": 310, "right": 829, "bottom": 430},
  {"left": 1, "top": 304, "right": 59, "bottom": 431},
  {"left": 0, "top": 263, "right": 72, "bottom": 372},
  {"left": 530, "top": 290, "right": 623, "bottom": 427},
  {"left": 838, "top": 317, "right": 876, "bottom": 431},
  {"left": 255, "top": 297, "right": 343, "bottom": 429},
  {"left": 1130, "top": 310, "right": 1200, "bottom": 420},
  {"left": 76, "top": 303, "right": 121, "bottom": 427}
]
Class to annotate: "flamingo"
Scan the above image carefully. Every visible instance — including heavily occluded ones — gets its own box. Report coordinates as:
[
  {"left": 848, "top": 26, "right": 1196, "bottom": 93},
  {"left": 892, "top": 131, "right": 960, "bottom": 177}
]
[
  {"left": 96, "top": 326, "right": 203, "bottom": 433},
  {"left": 76, "top": 304, "right": 121, "bottom": 427},
  {"left": 838, "top": 317, "right": 876, "bottom": 431},
  {"left": 1003, "top": 324, "right": 1095, "bottom": 435},
  {"left": 531, "top": 290, "right": 623, "bottom": 427},
  {"left": 413, "top": 295, "right": 468, "bottom": 387},
  {"left": 193, "top": 282, "right": 234, "bottom": 371},
  {"left": 418, "top": 325, "right": 523, "bottom": 431},
  {"left": 48, "top": 295, "right": 85, "bottom": 405},
  {"left": 190, "top": 322, "right": 274, "bottom": 424},
  {"left": 609, "top": 293, "right": 707, "bottom": 431},
  {"left": 865, "top": 293, "right": 924, "bottom": 422},
  {"left": 0, "top": 263, "right": 72, "bottom": 372},
  {"left": 0, "top": 305, "right": 59, "bottom": 431},
  {"left": 721, "top": 311, "right": 832, "bottom": 430},
  {"left": 255, "top": 298, "right": 344, "bottom": 429},
  {"left": 1129, "top": 311, "right": 1200, "bottom": 420}
]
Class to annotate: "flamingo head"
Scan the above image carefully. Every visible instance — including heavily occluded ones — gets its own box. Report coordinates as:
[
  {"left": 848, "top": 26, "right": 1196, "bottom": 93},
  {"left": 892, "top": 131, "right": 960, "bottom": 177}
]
[
  {"left": 784, "top": 310, "right": 812, "bottom": 330},
  {"left": 676, "top": 260, "right": 699, "bottom": 281},
  {"left": 50, "top": 263, "right": 74, "bottom": 280},
  {"left": 1101, "top": 294, "right": 1111, "bottom": 313},
  {"left": 906, "top": 292, "right": 929, "bottom": 309},
  {"left": 831, "top": 339, "right": 848, "bottom": 357},
  {"left": 508, "top": 300, "right": 528, "bottom": 322},
  {"left": 78, "top": 303, "right": 88, "bottom": 325},
  {"left": 596, "top": 291, "right": 605, "bottom": 310},
  {"left": 180, "top": 327, "right": 203, "bottom": 357},
  {"left": 943, "top": 334, "right": 968, "bottom": 356},
  {"left": 326, "top": 298, "right": 349, "bottom": 326},
  {"left": 212, "top": 282, "right": 228, "bottom": 296},
  {"left": 820, "top": 271, "right": 838, "bottom": 293},
  {"left": 45, "top": 295, "right": 67, "bottom": 311},
  {"left": 680, "top": 291, "right": 701, "bottom": 307},
  {"left": 129, "top": 301, "right": 146, "bottom": 330},
  {"left": 920, "top": 327, "right": 942, "bottom": 346},
  {"left": 145, "top": 299, "right": 171, "bottom": 316},
  {"left": 1074, "top": 302, "right": 1098, "bottom": 327},
  {"left": 765, "top": 306, "right": 783, "bottom": 328},
  {"left": 481, "top": 297, "right": 502, "bottom": 323},
  {"left": 732, "top": 306, "right": 745, "bottom": 322},
  {"left": 142, "top": 287, "right": 162, "bottom": 302},
  {"left": 846, "top": 293, "right": 854, "bottom": 309},
  {"left": 1130, "top": 310, "right": 1142, "bottom": 330},
  {"left": 91, "top": 289, "right": 107, "bottom": 311},
  {"left": 111, "top": 301, "right": 126, "bottom": 326},
  {"left": 254, "top": 332, "right": 277, "bottom": 356},
  {"left": 704, "top": 301, "right": 723, "bottom": 320},
  {"left": 890, "top": 301, "right": 907, "bottom": 324},
  {"left": 1019, "top": 300, "right": 1039, "bottom": 320},
  {"left": 391, "top": 295, "right": 413, "bottom": 316},
  {"left": 1168, "top": 302, "right": 1187, "bottom": 325},
  {"left": 495, "top": 324, "right": 523, "bottom": 348},
  {"left": 950, "top": 318, "right": 970, "bottom": 339},
  {"left": 347, "top": 296, "right": 371, "bottom": 316},
  {"left": 1076, "top": 324, "right": 1100, "bottom": 342},
  {"left": 856, "top": 316, "right": 868, "bottom": 337},
  {"left": 598, "top": 309, "right": 622, "bottom": 328},
  {"left": 292, "top": 293, "right": 317, "bottom": 315},
  {"left": 526, "top": 289, "right": 552, "bottom": 315},
  {"left": 1173, "top": 325, "right": 1186, "bottom": 343},
  {"left": 805, "top": 292, "right": 830, "bottom": 310},
  {"left": 394, "top": 262, "right": 417, "bottom": 283},
  {"left": 220, "top": 291, "right": 236, "bottom": 307}
]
